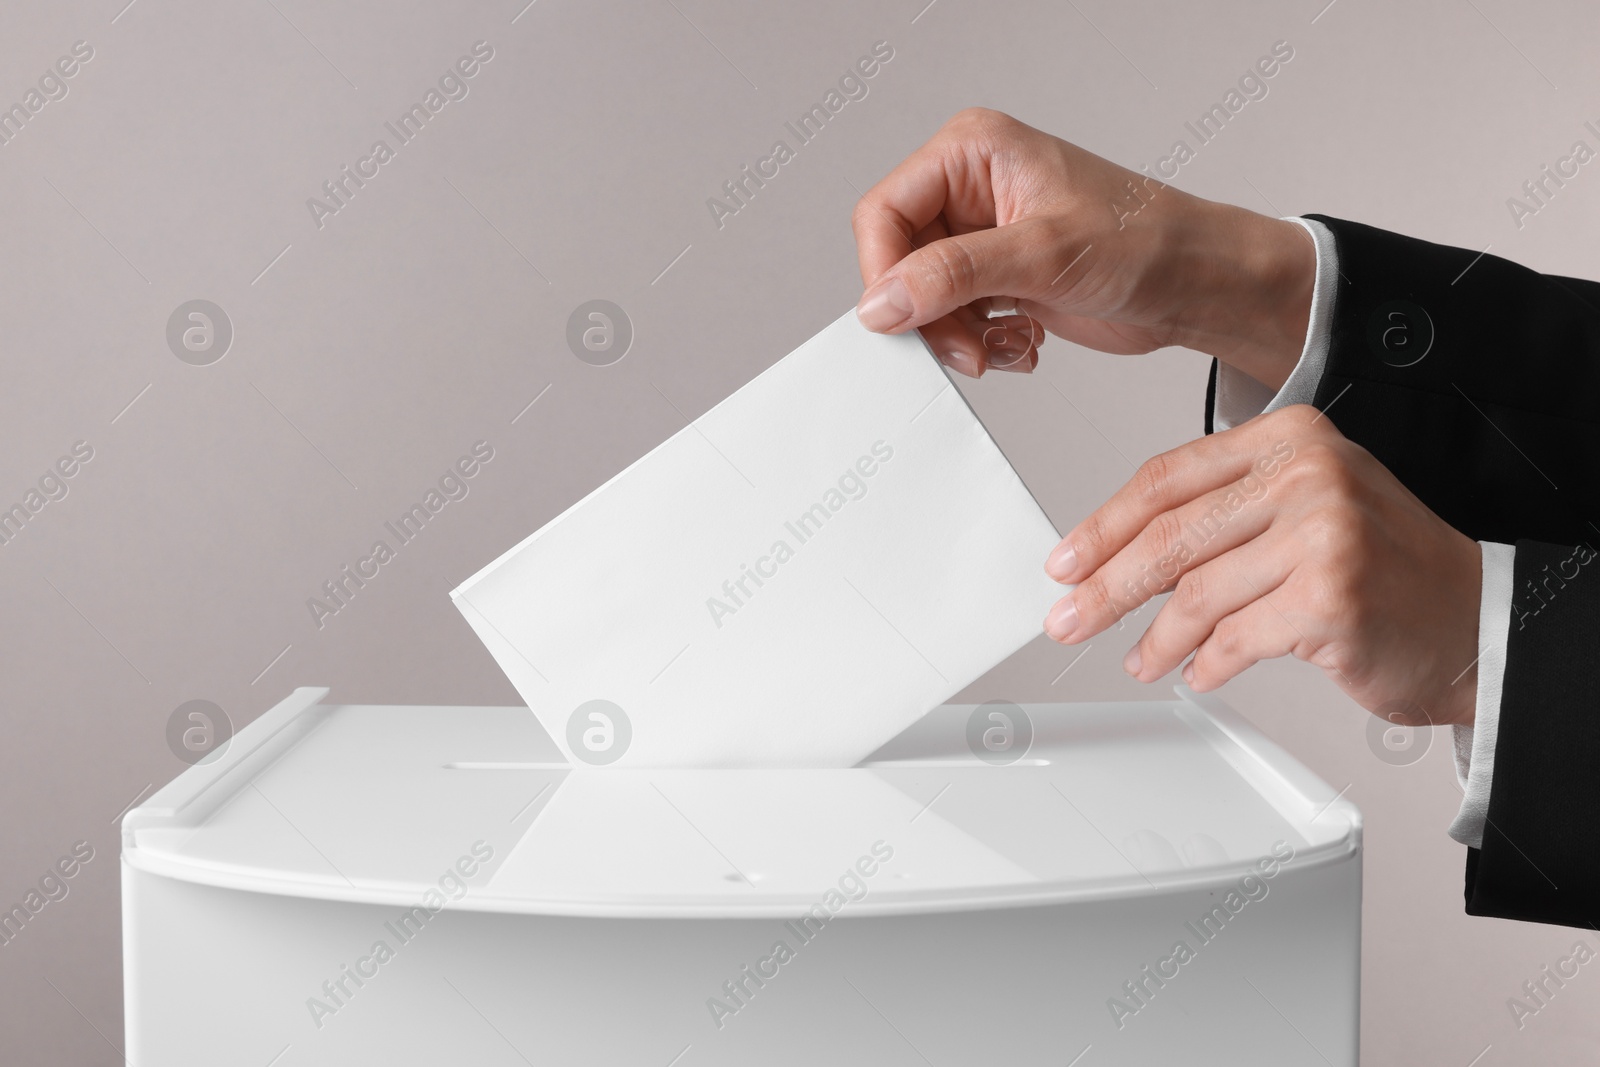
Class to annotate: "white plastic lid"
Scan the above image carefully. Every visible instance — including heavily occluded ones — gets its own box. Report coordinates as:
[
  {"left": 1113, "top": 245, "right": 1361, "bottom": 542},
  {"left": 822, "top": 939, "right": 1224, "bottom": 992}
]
[{"left": 123, "top": 687, "right": 1359, "bottom": 918}]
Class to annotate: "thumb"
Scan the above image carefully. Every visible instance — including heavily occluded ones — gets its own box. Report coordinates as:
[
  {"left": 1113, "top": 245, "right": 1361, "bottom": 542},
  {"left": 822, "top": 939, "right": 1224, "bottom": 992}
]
[{"left": 855, "top": 219, "right": 1064, "bottom": 333}]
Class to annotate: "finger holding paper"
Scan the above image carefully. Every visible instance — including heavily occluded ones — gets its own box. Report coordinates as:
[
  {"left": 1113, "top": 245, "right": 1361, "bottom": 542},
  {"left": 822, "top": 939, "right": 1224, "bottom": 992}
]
[
  {"left": 851, "top": 107, "right": 1315, "bottom": 391},
  {"left": 1040, "top": 406, "right": 1482, "bottom": 728}
]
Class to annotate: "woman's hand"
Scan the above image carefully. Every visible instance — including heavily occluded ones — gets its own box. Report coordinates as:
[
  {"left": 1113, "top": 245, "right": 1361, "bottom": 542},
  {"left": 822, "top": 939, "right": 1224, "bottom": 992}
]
[
  {"left": 1042, "top": 405, "right": 1482, "bottom": 727},
  {"left": 852, "top": 107, "right": 1315, "bottom": 386}
]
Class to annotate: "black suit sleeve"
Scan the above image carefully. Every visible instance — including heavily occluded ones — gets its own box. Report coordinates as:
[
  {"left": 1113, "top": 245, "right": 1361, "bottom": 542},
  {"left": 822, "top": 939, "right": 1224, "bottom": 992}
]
[{"left": 1210, "top": 214, "right": 1600, "bottom": 929}]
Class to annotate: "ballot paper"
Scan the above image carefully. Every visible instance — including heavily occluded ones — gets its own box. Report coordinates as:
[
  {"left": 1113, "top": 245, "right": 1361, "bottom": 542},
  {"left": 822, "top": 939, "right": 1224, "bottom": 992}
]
[{"left": 451, "top": 308, "right": 1064, "bottom": 768}]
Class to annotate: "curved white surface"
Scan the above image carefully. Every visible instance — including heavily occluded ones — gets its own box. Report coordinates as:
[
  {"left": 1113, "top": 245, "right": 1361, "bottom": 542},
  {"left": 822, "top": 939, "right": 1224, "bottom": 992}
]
[{"left": 123, "top": 688, "right": 1360, "bottom": 918}]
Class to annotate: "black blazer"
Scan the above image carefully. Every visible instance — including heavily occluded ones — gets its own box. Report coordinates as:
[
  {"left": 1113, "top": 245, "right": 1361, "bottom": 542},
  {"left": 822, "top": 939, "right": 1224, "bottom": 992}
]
[{"left": 1205, "top": 214, "right": 1600, "bottom": 930}]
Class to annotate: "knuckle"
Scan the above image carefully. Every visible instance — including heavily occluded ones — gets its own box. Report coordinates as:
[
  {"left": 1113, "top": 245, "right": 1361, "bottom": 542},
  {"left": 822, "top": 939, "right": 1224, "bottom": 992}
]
[
  {"left": 1075, "top": 573, "right": 1116, "bottom": 622},
  {"left": 1299, "top": 573, "right": 1337, "bottom": 621},
  {"left": 1173, "top": 570, "right": 1207, "bottom": 617},
  {"left": 1210, "top": 615, "right": 1243, "bottom": 657},
  {"left": 850, "top": 196, "right": 876, "bottom": 230},
  {"left": 1295, "top": 440, "right": 1338, "bottom": 473},
  {"left": 1131, "top": 451, "right": 1174, "bottom": 506},
  {"left": 1146, "top": 511, "right": 1186, "bottom": 570},
  {"left": 945, "top": 106, "right": 985, "bottom": 130},
  {"left": 949, "top": 106, "right": 1015, "bottom": 137},
  {"left": 1144, "top": 628, "right": 1185, "bottom": 672},
  {"left": 1298, "top": 504, "right": 1356, "bottom": 557},
  {"left": 917, "top": 240, "right": 979, "bottom": 304},
  {"left": 1074, "top": 512, "right": 1113, "bottom": 560},
  {"left": 1081, "top": 575, "right": 1120, "bottom": 617},
  {"left": 1298, "top": 563, "right": 1358, "bottom": 629},
  {"left": 852, "top": 196, "right": 909, "bottom": 247},
  {"left": 1284, "top": 441, "right": 1354, "bottom": 495}
]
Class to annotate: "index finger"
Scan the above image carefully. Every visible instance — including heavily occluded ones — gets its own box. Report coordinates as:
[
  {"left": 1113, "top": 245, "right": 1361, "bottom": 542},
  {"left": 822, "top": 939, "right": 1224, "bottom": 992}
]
[
  {"left": 1047, "top": 419, "right": 1296, "bottom": 583},
  {"left": 851, "top": 127, "right": 996, "bottom": 287}
]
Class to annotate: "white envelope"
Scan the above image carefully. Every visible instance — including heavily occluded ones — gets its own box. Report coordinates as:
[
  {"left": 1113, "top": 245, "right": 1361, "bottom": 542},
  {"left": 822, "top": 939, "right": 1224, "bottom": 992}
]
[{"left": 451, "top": 308, "right": 1063, "bottom": 767}]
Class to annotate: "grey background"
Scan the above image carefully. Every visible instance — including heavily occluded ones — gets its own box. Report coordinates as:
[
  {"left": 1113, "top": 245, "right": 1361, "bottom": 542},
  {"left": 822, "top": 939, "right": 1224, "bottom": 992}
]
[{"left": 2, "top": 0, "right": 1597, "bottom": 1062}]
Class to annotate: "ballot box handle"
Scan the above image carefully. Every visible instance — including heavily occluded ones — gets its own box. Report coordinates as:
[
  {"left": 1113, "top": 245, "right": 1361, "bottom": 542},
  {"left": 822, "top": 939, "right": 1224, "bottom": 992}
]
[
  {"left": 1174, "top": 684, "right": 1363, "bottom": 842},
  {"left": 122, "top": 687, "right": 332, "bottom": 846}
]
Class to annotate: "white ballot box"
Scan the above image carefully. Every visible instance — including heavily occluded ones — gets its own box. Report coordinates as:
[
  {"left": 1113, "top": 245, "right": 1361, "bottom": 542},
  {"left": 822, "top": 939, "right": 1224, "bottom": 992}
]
[{"left": 122, "top": 687, "right": 1361, "bottom": 1066}]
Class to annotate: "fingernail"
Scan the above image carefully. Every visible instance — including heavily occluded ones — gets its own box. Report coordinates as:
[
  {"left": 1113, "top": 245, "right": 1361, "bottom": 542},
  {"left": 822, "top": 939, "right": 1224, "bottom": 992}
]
[
  {"left": 1045, "top": 596, "right": 1078, "bottom": 641},
  {"left": 937, "top": 351, "right": 981, "bottom": 378},
  {"left": 1123, "top": 645, "right": 1143, "bottom": 677},
  {"left": 1182, "top": 660, "right": 1195, "bottom": 683},
  {"left": 948, "top": 351, "right": 983, "bottom": 378},
  {"left": 988, "top": 349, "right": 1032, "bottom": 373},
  {"left": 856, "top": 278, "right": 913, "bottom": 332},
  {"left": 1045, "top": 541, "right": 1076, "bottom": 581}
]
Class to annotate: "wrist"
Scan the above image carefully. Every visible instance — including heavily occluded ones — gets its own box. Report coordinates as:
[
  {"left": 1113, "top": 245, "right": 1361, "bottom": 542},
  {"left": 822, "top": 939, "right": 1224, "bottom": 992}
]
[
  {"left": 1435, "top": 533, "right": 1484, "bottom": 728},
  {"left": 1444, "top": 664, "right": 1478, "bottom": 728},
  {"left": 1164, "top": 205, "right": 1316, "bottom": 392}
]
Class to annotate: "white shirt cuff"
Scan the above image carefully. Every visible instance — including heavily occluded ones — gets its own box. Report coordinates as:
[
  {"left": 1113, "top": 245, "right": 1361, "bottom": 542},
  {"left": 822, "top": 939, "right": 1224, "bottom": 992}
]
[
  {"left": 1210, "top": 216, "right": 1338, "bottom": 430},
  {"left": 1447, "top": 541, "right": 1515, "bottom": 850}
]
